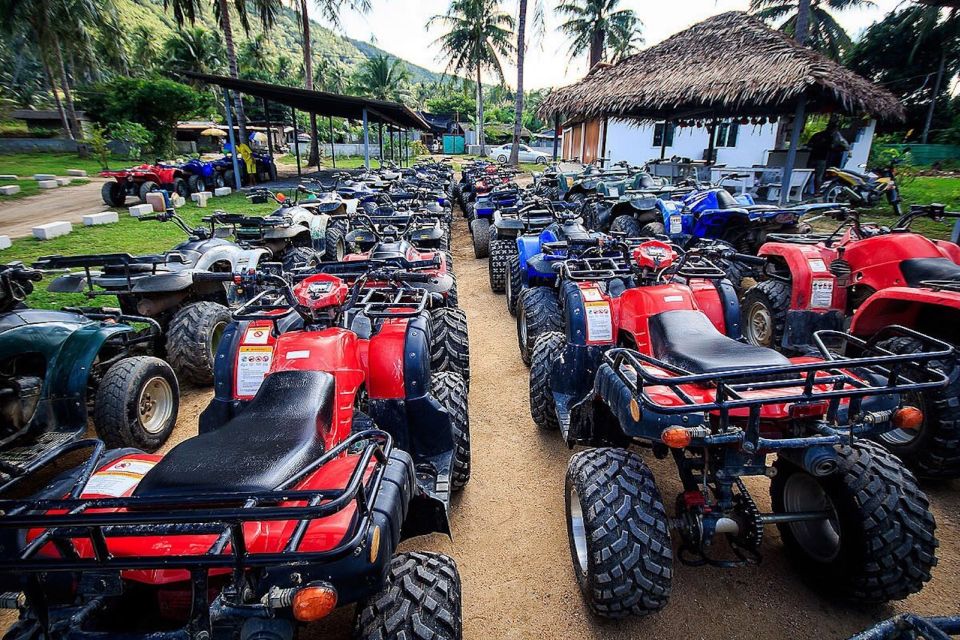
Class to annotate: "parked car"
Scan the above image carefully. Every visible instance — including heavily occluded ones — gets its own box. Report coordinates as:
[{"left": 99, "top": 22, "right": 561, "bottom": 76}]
[{"left": 491, "top": 144, "right": 549, "bottom": 165}]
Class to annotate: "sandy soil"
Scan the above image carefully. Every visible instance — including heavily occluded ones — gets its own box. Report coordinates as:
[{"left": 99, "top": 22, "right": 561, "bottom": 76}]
[
  {"left": 0, "top": 178, "right": 118, "bottom": 238},
  {"left": 5, "top": 210, "right": 958, "bottom": 639}
]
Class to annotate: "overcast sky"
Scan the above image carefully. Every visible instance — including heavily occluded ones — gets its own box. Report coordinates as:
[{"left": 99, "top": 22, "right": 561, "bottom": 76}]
[{"left": 311, "top": 0, "right": 901, "bottom": 90}]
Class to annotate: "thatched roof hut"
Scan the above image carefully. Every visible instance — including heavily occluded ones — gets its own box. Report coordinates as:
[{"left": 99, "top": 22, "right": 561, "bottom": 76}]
[{"left": 539, "top": 11, "right": 904, "bottom": 123}]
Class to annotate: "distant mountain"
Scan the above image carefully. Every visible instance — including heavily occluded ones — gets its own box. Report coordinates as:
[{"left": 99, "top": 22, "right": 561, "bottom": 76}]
[{"left": 345, "top": 38, "right": 450, "bottom": 85}]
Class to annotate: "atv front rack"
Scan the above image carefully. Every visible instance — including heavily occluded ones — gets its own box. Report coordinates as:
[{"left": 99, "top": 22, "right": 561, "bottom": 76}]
[
  {"left": 34, "top": 254, "right": 187, "bottom": 296},
  {"left": 603, "top": 325, "right": 952, "bottom": 442},
  {"left": 0, "top": 429, "right": 393, "bottom": 572},
  {"left": 559, "top": 255, "right": 633, "bottom": 281}
]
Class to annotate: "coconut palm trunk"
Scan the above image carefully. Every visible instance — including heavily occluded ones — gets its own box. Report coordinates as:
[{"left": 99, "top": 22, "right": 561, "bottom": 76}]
[
  {"left": 299, "top": 0, "right": 321, "bottom": 166},
  {"left": 476, "top": 65, "right": 486, "bottom": 155},
  {"left": 42, "top": 53, "right": 73, "bottom": 140},
  {"left": 54, "top": 41, "right": 82, "bottom": 140},
  {"left": 921, "top": 48, "right": 946, "bottom": 144},
  {"left": 509, "top": 0, "right": 527, "bottom": 166},
  {"left": 589, "top": 27, "right": 603, "bottom": 67},
  {"left": 218, "top": 0, "right": 248, "bottom": 143}
]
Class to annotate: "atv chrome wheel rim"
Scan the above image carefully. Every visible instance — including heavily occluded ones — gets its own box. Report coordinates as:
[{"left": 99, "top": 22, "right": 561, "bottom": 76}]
[
  {"left": 879, "top": 392, "right": 924, "bottom": 446},
  {"left": 782, "top": 473, "right": 840, "bottom": 562},
  {"left": 336, "top": 239, "right": 346, "bottom": 261},
  {"left": 138, "top": 377, "right": 174, "bottom": 434},
  {"left": 746, "top": 302, "right": 773, "bottom": 346},
  {"left": 519, "top": 307, "right": 528, "bottom": 345},
  {"left": 568, "top": 487, "right": 589, "bottom": 574},
  {"left": 506, "top": 270, "right": 514, "bottom": 308}
]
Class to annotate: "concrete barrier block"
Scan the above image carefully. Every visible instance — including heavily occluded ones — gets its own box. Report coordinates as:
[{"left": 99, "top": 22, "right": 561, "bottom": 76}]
[
  {"left": 145, "top": 191, "right": 166, "bottom": 212},
  {"left": 171, "top": 194, "right": 186, "bottom": 208},
  {"left": 213, "top": 187, "right": 232, "bottom": 197},
  {"left": 32, "top": 221, "right": 72, "bottom": 240},
  {"left": 37, "top": 180, "right": 58, "bottom": 189},
  {"left": 128, "top": 203, "right": 153, "bottom": 217},
  {"left": 0, "top": 175, "right": 17, "bottom": 180},
  {"left": 0, "top": 185, "right": 20, "bottom": 196},
  {"left": 83, "top": 211, "right": 119, "bottom": 226},
  {"left": 55, "top": 177, "right": 72, "bottom": 187},
  {"left": 33, "top": 173, "right": 56, "bottom": 181},
  {"left": 193, "top": 192, "right": 211, "bottom": 208},
  {"left": 67, "top": 169, "right": 88, "bottom": 177},
  {"left": 0, "top": 236, "right": 10, "bottom": 250},
  {"left": 191, "top": 191, "right": 212, "bottom": 202}
]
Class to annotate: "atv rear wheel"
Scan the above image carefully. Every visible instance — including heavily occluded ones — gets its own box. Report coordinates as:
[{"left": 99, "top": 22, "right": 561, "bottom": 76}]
[
  {"left": 488, "top": 239, "right": 514, "bottom": 293},
  {"left": 517, "top": 287, "right": 562, "bottom": 366},
  {"left": 101, "top": 181, "right": 126, "bottom": 206},
  {"left": 353, "top": 552, "right": 462, "bottom": 640},
  {"left": 281, "top": 246, "right": 321, "bottom": 271},
  {"left": 167, "top": 178, "right": 189, "bottom": 198},
  {"left": 506, "top": 254, "right": 523, "bottom": 316},
  {"left": 530, "top": 332, "right": 565, "bottom": 431},
  {"left": 610, "top": 215, "right": 643, "bottom": 237},
  {"left": 770, "top": 441, "right": 936, "bottom": 603},
  {"left": 431, "top": 372, "right": 470, "bottom": 490},
  {"left": 166, "top": 301, "right": 232, "bottom": 385},
  {"left": 741, "top": 280, "right": 791, "bottom": 348},
  {"left": 470, "top": 218, "right": 490, "bottom": 258},
  {"left": 566, "top": 448, "right": 672, "bottom": 618},
  {"left": 324, "top": 220, "right": 349, "bottom": 261},
  {"left": 640, "top": 221, "right": 666, "bottom": 237},
  {"left": 446, "top": 272, "right": 459, "bottom": 307},
  {"left": 138, "top": 181, "right": 158, "bottom": 203},
  {"left": 872, "top": 337, "right": 960, "bottom": 478},
  {"left": 94, "top": 356, "right": 179, "bottom": 451},
  {"left": 442, "top": 249, "right": 455, "bottom": 274},
  {"left": 429, "top": 307, "right": 470, "bottom": 387},
  {"left": 187, "top": 174, "right": 202, "bottom": 194}
]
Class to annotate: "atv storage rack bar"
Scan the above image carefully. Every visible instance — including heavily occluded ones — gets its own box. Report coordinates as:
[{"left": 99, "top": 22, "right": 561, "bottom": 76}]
[
  {"left": 604, "top": 325, "right": 952, "bottom": 442},
  {"left": 559, "top": 255, "right": 633, "bottom": 281},
  {"left": 0, "top": 429, "right": 392, "bottom": 572},
  {"left": 34, "top": 254, "right": 188, "bottom": 296}
]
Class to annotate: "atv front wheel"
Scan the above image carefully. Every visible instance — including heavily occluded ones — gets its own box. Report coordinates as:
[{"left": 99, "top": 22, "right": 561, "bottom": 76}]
[
  {"left": 506, "top": 254, "right": 523, "bottom": 316},
  {"left": 138, "top": 181, "right": 158, "bottom": 203},
  {"left": 771, "top": 441, "right": 937, "bottom": 603},
  {"left": 101, "top": 181, "right": 126, "bottom": 207},
  {"left": 431, "top": 372, "right": 470, "bottom": 490},
  {"left": 873, "top": 337, "right": 960, "bottom": 478},
  {"left": 741, "top": 280, "right": 791, "bottom": 348},
  {"left": 530, "top": 332, "right": 565, "bottom": 431},
  {"left": 354, "top": 552, "right": 462, "bottom": 640},
  {"left": 470, "top": 218, "right": 490, "bottom": 258},
  {"left": 324, "top": 220, "right": 349, "bottom": 261},
  {"left": 94, "top": 356, "right": 179, "bottom": 451},
  {"left": 187, "top": 174, "right": 202, "bottom": 194},
  {"left": 640, "top": 221, "right": 666, "bottom": 237},
  {"left": 488, "top": 239, "right": 514, "bottom": 293},
  {"left": 610, "top": 215, "right": 644, "bottom": 237},
  {"left": 281, "top": 246, "right": 321, "bottom": 271},
  {"left": 166, "top": 301, "right": 232, "bottom": 385},
  {"left": 429, "top": 308, "right": 470, "bottom": 387},
  {"left": 566, "top": 448, "right": 673, "bottom": 617},
  {"left": 517, "top": 287, "right": 562, "bottom": 366},
  {"left": 167, "top": 178, "right": 189, "bottom": 198}
]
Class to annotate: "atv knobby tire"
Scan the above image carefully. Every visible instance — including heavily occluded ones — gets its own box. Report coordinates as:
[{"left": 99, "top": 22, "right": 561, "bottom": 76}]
[
  {"left": 470, "top": 218, "right": 491, "bottom": 258},
  {"left": 138, "top": 181, "right": 158, "bottom": 203},
  {"left": 324, "top": 220, "right": 349, "bottom": 261},
  {"left": 101, "top": 181, "right": 126, "bottom": 207},
  {"left": 353, "top": 551, "right": 462, "bottom": 640},
  {"left": 281, "top": 246, "right": 321, "bottom": 271},
  {"left": 770, "top": 440, "right": 937, "bottom": 603},
  {"left": 442, "top": 249, "right": 455, "bottom": 275},
  {"left": 741, "top": 279, "right": 791, "bottom": 348},
  {"left": 565, "top": 448, "right": 673, "bottom": 618},
  {"left": 530, "top": 331, "right": 565, "bottom": 431},
  {"left": 610, "top": 215, "right": 644, "bottom": 237},
  {"left": 166, "top": 301, "right": 232, "bottom": 385},
  {"left": 873, "top": 336, "right": 960, "bottom": 478},
  {"left": 639, "top": 221, "right": 666, "bottom": 237},
  {"left": 517, "top": 287, "right": 562, "bottom": 366},
  {"left": 94, "top": 356, "right": 179, "bottom": 451},
  {"left": 506, "top": 254, "right": 523, "bottom": 316},
  {"left": 488, "top": 239, "right": 514, "bottom": 293},
  {"left": 429, "top": 307, "right": 470, "bottom": 387},
  {"left": 431, "top": 372, "right": 470, "bottom": 490},
  {"left": 446, "top": 271, "right": 459, "bottom": 307}
]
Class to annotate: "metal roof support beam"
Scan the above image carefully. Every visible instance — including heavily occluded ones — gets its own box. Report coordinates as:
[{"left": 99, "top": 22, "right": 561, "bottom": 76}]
[
  {"left": 329, "top": 115, "right": 336, "bottom": 169},
  {"left": 291, "top": 107, "right": 302, "bottom": 179},
  {"left": 362, "top": 108, "right": 370, "bottom": 170},
  {"left": 553, "top": 114, "right": 560, "bottom": 161},
  {"left": 223, "top": 89, "right": 243, "bottom": 192},
  {"left": 780, "top": 97, "right": 807, "bottom": 206}
]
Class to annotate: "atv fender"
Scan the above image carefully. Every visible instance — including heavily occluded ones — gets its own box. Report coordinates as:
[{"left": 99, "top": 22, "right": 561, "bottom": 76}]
[
  {"left": 193, "top": 246, "right": 268, "bottom": 273},
  {"left": 934, "top": 239, "right": 960, "bottom": 265},
  {"left": 516, "top": 235, "right": 542, "bottom": 272},
  {"left": 758, "top": 242, "right": 844, "bottom": 311},
  {"left": 129, "top": 271, "right": 195, "bottom": 294},
  {"left": 849, "top": 287, "right": 960, "bottom": 341},
  {"left": 46, "top": 273, "right": 100, "bottom": 293}
]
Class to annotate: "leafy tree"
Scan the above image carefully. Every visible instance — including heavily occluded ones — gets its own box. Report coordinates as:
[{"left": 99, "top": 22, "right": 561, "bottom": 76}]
[
  {"left": 164, "top": 26, "right": 225, "bottom": 77},
  {"left": 426, "top": 93, "right": 476, "bottom": 119},
  {"left": 351, "top": 54, "right": 411, "bottom": 101},
  {"left": 555, "top": 0, "right": 641, "bottom": 69},
  {"left": 750, "top": 0, "right": 868, "bottom": 60}
]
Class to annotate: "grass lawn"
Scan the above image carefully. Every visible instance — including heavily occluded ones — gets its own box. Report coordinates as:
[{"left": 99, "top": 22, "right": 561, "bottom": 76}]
[
  {"left": 0, "top": 177, "right": 91, "bottom": 201},
  {"left": 3, "top": 192, "right": 276, "bottom": 309},
  {"left": 0, "top": 152, "right": 108, "bottom": 177},
  {"left": 841, "top": 176, "right": 960, "bottom": 240}
]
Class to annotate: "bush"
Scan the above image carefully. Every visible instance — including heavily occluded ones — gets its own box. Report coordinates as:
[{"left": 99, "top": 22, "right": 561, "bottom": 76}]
[
  {"left": 109, "top": 121, "right": 151, "bottom": 160},
  {"left": 87, "top": 124, "right": 111, "bottom": 169}
]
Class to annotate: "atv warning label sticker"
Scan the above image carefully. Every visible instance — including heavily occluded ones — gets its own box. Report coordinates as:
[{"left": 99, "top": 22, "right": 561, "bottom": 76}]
[
  {"left": 236, "top": 346, "right": 273, "bottom": 397},
  {"left": 243, "top": 326, "right": 271, "bottom": 345},
  {"left": 669, "top": 215, "right": 683, "bottom": 235},
  {"left": 585, "top": 301, "right": 613, "bottom": 343},
  {"left": 83, "top": 459, "right": 157, "bottom": 497},
  {"left": 580, "top": 287, "right": 603, "bottom": 302},
  {"left": 811, "top": 279, "right": 834, "bottom": 309},
  {"left": 808, "top": 258, "right": 828, "bottom": 273}
]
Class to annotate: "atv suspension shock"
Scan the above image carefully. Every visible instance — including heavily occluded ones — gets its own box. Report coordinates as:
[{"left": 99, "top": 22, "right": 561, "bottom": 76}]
[{"left": 673, "top": 478, "right": 763, "bottom": 568}]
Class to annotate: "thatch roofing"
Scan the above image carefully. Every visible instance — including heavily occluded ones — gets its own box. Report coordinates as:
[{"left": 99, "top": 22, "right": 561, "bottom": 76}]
[{"left": 539, "top": 11, "right": 904, "bottom": 123}]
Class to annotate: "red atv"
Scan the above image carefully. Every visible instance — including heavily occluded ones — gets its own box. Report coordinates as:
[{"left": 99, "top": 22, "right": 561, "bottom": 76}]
[
  {"left": 530, "top": 241, "right": 950, "bottom": 617},
  {"left": 0, "top": 267, "right": 466, "bottom": 640},
  {"left": 100, "top": 164, "right": 191, "bottom": 206},
  {"left": 742, "top": 203, "right": 960, "bottom": 476}
]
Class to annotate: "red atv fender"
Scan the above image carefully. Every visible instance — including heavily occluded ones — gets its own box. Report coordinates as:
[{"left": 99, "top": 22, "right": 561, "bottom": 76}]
[
  {"left": 758, "top": 242, "right": 845, "bottom": 311},
  {"left": 843, "top": 233, "right": 960, "bottom": 294},
  {"left": 849, "top": 286, "right": 960, "bottom": 339}
]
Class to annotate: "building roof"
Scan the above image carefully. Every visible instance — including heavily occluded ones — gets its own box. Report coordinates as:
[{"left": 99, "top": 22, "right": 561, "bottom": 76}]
[
  {"left": 539, "top": 11, "right": 904, "bottom": 123},
  {"left": 184, "top": 72, "right": 430, "bottom": 131},
  {"left": 12, "top": 109, "right": 88, "bottom": 121}
]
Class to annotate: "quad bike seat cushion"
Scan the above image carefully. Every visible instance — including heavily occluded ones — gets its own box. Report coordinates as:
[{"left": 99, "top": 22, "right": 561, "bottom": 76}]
[
  {"left": 134, "top": 370, "right": 334, "bottom": 497},
  {"left": 649, "top": 310, "right": 790, "bottom": 375},
  {"left": 899, "top": 258, "right": 960, "bottom": 287}
]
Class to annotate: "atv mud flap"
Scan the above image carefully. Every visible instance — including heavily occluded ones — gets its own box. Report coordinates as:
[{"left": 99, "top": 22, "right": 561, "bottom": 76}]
[
  {"left": 782, "top": 309, "right": 845, "bottom": 351},
  {"left": 551, "top": 344, "right": 607, "bottom": 442}
]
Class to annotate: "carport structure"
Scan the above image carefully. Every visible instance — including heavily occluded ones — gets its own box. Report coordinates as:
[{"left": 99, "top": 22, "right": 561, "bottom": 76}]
[
  {"left": 184, "top": 72, "right": 430, "bottom": 183},
  {"left": 538, "top": 11, "right": 904, "bottom": 204}
]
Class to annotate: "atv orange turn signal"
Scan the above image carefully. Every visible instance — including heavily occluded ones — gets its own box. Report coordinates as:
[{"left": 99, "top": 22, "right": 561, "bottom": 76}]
[
  {"left": 276, "top": 192, "right": 286, "bottom": 202},
  {"left": 893, "top": 406, "right": 924, "bottom": 430},
  {"left": 292, "top": 583, "right": 338, "bottom": 622},
  {"left": 661, "top": 427, "right": 693, "bottom": 449}
]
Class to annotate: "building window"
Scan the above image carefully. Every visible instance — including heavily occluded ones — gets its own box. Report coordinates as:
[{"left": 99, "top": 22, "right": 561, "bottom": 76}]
[
  {"left": 715, "top": 121, "right": 739, "bottom": 148},
  {"left": 653, "top": 122, "right": 675, "bottom": 148}
]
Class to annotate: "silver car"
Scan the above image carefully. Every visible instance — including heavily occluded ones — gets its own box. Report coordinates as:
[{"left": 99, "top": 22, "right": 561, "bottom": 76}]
[{"left": 492, "top": 144, "right": 549, "bottom": 164}]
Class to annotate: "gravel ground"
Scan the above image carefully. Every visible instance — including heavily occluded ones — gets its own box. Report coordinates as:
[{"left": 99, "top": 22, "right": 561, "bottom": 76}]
[{"left": 4, "top": 208, "right": 958, "bottom": 639}]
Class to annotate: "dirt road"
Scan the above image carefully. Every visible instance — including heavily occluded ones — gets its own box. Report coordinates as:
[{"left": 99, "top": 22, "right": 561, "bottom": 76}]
[{"left": 0, "top": 179, "right": 111, "bottom": 238}]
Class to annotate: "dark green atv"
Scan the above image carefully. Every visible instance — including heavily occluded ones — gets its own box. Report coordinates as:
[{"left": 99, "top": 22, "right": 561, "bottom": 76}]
[{"left": 0, "top": 263, "right": 178, "bottom": 490}]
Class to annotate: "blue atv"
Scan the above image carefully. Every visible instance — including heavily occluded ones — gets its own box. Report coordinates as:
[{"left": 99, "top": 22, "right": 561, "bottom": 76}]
[
  {"left": 179, "top": 158, "right": 226, "bottom": 193},
  {"left": 468, "top": 182, "right": 522, "bottom": 258}
]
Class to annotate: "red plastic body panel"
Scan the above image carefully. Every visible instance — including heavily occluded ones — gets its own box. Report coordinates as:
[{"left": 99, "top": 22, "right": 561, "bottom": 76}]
[
  {"left": 849, "top": 286, "right": 960, "bottom": 337},
  {"left": 933, "top": 239, "right": 960, "bottom": 265},
  {"left": 614, "top": 283, "right": 722, "bottom": 355},
  {"left": 365, "top": 319, "right": 410, "bottom": 400},
  {"left": 758, "top": 242, "right": 844, "bottom": 311},
  {"left": 100, "top": 165, "right": 180, "bottom": 184},
  {"left": 688, "top": 280, "right": 727, "bottom": 332}
]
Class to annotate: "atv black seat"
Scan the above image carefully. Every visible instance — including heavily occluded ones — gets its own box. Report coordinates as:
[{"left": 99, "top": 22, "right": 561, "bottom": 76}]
[
  {"left": 135, "top": 371, "right": 333, "bottom": 497},
  {"left": 649, "top": 310, "right": 790, "bottom": 375},
  {"left": 900, "top": 258, "right": 960, "bottom": 288}
]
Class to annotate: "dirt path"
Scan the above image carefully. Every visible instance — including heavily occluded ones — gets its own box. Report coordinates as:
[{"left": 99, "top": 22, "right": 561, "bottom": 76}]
[{"left": 0, "top": 179, "right": 111, "bottom": 238}]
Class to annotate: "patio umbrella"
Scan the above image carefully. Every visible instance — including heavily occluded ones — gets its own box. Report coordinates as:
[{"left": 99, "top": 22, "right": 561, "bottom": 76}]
[{"left": 201, "top": 128, "right": 227, "bottom": 137}]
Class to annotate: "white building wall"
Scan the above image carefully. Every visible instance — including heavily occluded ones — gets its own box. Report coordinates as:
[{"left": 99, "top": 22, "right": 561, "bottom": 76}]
[
  {"left": 605, "top": 119, "right": 780, "bottom": 167},
  {"left": 844, "top": 119, "right": 876, "bottom": 170}
]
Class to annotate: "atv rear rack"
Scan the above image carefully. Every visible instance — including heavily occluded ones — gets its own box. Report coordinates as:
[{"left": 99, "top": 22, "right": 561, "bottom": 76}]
[
  {"left": 603, "top": 325, "right": 952, "bottom": 440},
  {"left": 0, "top": 429, "right": 392, "bottom": 572},
  {"left": 919, "top": 279, "right": 960, "bottom": 294},
  {"left": 559, "top": 255, "right": 633, "bottom": 281},
  {"left": 35, "top": 254, "right": 188, "bottom": 296}
]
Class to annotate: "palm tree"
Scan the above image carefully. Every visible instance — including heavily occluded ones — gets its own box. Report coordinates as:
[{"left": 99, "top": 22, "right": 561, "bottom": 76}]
[
  {"left": 130, "top": 26, "right": 160, "bottom": 75},
  {"left": 163, "top": 26, "right": 225, "bottom": 77},
  {"left": 430, "top": 0, "right": 515, "bottom": 155},
  {"left": 164, "top": 0, "right": 281, "bottom": 142},
  {"left": 898, "top": 2, "right": 958, "bottom": 142},
  {"left": 555, "top": 0, "right": 640, "bottom": 70},
  {"left": 749, "top": 0, "right": 870, "bottom": 59},
  {"left": 352, "top": 54, "right": 411, "bottom": 101}
]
